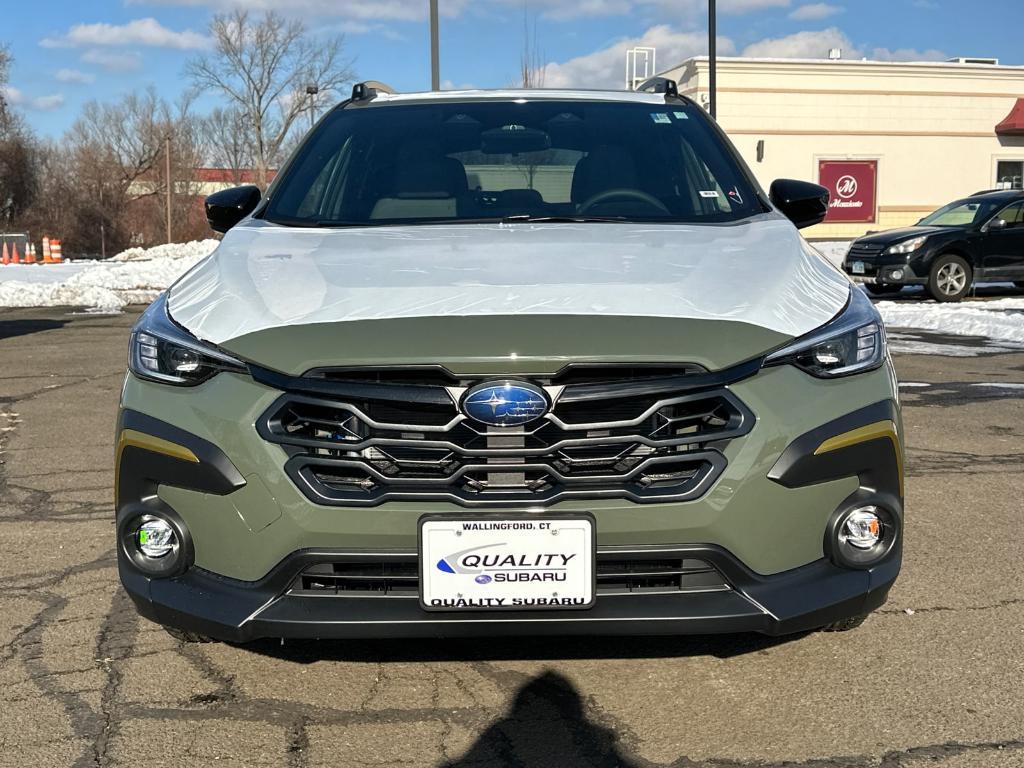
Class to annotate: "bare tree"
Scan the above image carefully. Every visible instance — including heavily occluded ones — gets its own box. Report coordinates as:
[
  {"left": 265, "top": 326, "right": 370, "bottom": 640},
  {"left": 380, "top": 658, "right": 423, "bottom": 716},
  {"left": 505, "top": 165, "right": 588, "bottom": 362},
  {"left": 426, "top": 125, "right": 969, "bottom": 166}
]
[
  {"left": 187, "top": 10, "right": 355, "bottom": 188},
  {"left": 201, "top": 106, "right": 254, "bottom": 183},
  {"left": 0, "top": 46, "right": 41, "bottom": 229},
  {"left": 62, "top": 89, "right": 205, "bottom": 253},
  {"left": 520, "top": 3, "right": 545, "bottom": 89}
]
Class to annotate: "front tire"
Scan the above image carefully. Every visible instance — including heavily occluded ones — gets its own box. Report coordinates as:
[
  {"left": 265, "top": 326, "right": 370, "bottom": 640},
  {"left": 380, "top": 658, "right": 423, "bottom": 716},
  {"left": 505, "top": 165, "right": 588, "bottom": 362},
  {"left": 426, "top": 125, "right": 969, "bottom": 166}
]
[
  {"left": 821, "top": 614, "right": 869, "bottom": 632},
  {"left": 164, "top": 626, "right": 216, "bottom": 644},
  {"left": 927, "top": 254, "right": 972, "bottom": 302},
  {"left": 865, "top": 284, "right": 903, "bottom": 296}
]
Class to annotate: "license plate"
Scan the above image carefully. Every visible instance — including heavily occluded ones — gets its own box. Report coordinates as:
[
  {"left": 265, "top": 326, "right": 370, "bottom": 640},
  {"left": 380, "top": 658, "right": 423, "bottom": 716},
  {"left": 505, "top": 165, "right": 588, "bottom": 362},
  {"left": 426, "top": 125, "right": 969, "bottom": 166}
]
[
  {"left": 419, "top": 515, "right": 595, "bottom": 611},
  {"left": 851, "top": 261, "right": 866, "bottom": 275}
]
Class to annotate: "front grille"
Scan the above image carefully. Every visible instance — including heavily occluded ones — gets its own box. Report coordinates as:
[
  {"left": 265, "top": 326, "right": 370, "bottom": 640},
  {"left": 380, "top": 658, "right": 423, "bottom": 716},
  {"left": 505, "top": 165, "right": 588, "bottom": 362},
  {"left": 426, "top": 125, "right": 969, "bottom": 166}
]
[
  {"left": 257, "top": 366, "right": 754, "bottom": 507},
  {"left": 846, "top": 243, "right": 885, "bottom": 259},
  {"left": 290, "top": 553, "right": 730, "bottom": 597}
]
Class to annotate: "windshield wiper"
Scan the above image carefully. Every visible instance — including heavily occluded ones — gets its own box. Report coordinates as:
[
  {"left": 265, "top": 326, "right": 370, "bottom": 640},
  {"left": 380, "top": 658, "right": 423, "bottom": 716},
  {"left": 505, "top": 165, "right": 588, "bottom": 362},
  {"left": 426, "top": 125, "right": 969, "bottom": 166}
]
[{"left": 500, "top": 214, "right": 629, "bottom": 224}]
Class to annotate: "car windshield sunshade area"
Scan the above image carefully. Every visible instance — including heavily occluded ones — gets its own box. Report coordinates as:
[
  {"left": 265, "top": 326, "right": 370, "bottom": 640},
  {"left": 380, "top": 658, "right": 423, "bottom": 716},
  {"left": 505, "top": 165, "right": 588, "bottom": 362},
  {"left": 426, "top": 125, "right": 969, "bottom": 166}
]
[
  {"left": 263, "top": 99, "right": 764, "bottom": 227},
  {"left": 918, "top": 198, "right": 1003, "bottom": 226}
]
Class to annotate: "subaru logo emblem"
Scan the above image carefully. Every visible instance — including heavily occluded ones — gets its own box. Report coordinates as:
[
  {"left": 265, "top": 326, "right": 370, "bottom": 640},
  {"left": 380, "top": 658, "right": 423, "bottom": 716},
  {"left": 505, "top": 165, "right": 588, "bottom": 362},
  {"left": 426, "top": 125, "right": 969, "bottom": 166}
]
[{"left": 461, "top": 381, "right": 549, "bottom": 427}]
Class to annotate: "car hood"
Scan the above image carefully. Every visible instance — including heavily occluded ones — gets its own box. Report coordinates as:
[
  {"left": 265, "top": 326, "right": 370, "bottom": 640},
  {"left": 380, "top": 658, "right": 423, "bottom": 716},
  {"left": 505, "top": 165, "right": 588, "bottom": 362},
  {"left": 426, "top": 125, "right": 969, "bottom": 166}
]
[
  {"left": 855, "top": 225, "right": 956, "bottom": 245},
  {"left": 167, "top": 217, "right": 850, "bottom": 374}
]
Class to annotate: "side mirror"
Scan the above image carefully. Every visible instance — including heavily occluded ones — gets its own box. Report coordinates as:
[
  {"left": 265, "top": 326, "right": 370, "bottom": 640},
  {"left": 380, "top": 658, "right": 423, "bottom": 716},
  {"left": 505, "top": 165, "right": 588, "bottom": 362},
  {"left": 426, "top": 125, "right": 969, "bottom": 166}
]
[
  {"left": 987, "top": 217, "right": 1008, "bottom": 231},
  {"left": 205, "top": 185, "right": 262, "bottom": 233},
  {"left": 770, "top": 179, "right": 830, "bottom": 230}
]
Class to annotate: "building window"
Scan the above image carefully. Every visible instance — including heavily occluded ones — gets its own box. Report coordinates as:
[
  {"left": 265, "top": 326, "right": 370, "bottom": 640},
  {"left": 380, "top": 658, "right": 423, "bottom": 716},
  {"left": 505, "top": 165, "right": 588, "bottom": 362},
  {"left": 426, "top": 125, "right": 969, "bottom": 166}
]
[{"left": 996, "top": 160, "right": 1023, "bottom": 190}]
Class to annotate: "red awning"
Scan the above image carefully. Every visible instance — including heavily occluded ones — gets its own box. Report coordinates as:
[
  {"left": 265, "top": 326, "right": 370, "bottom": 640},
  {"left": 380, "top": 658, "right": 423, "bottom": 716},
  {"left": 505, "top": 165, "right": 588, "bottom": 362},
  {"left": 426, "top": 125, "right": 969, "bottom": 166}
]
[{"left": 996, "top": 98, "right": 1024, "bottom": 136}]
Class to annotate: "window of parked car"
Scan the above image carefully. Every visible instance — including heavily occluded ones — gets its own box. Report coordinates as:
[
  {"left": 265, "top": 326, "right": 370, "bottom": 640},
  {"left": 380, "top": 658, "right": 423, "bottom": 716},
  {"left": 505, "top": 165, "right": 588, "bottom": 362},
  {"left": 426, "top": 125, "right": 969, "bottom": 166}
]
[
  {"left": 918, "top": 199, "right": 1004, "bottom": 227},
  {"left": 994, "top": 201, "right": 1024, "bottom": 227},
  {"left": 264, "top": 99, "right": 765, "bottom": 227}
]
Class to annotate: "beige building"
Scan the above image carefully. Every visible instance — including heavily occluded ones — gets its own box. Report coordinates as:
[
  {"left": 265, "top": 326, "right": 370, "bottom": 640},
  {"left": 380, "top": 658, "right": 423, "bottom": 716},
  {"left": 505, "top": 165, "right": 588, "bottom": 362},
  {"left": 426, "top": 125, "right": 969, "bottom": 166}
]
[{"left": 659, "top": 56, "right": 1024, "bottom": 239}]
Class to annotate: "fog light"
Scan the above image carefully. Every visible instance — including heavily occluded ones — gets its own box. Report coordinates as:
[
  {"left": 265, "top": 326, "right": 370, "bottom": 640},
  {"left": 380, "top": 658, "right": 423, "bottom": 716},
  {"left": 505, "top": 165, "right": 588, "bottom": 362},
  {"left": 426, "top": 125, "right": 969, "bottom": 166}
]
[
  {"left": 137, "top": 517, "right": 176, "bottom": 558},
  {"left": 890, "top": 269, "right": 905, "bottom": 281},
  {"left": 840, "top": 507, "right": 883, "bottom": 550}
]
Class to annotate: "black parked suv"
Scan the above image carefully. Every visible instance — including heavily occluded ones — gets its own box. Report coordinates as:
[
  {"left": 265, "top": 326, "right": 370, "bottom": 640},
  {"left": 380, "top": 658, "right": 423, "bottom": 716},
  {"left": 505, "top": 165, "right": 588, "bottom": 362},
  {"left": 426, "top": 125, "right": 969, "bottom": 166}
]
[{"left": 843, "top": 190, "right": 1024, "bottom": 302}]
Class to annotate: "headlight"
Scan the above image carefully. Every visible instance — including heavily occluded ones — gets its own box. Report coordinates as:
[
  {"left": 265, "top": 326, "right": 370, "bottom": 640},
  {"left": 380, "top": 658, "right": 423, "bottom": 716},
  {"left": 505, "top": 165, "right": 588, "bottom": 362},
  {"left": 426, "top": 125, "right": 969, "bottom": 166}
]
[
  {"left": 763, "top": 288, "right": 886, "bottom": 378},
  {"left": 884, "top": 235, "right": 927, "bottom": 255},
  {"left": 129, "top": 294, "right": 247, "bottom": 386}
]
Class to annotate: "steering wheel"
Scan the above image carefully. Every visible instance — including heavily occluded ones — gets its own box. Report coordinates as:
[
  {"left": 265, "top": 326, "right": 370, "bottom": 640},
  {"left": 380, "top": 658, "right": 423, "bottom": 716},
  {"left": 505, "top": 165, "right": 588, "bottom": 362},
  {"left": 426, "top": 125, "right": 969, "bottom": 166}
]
[{"left": 578, "top": 188, "right": 671, "bottom": 215}]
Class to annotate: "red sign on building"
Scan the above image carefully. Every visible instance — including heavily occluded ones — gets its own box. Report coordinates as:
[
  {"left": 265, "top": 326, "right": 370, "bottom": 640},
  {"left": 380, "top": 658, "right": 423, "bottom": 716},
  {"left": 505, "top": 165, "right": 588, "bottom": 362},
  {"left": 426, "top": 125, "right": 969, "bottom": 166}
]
[{"left": 818, "top": 160, "right": 878, "bottom": 223}]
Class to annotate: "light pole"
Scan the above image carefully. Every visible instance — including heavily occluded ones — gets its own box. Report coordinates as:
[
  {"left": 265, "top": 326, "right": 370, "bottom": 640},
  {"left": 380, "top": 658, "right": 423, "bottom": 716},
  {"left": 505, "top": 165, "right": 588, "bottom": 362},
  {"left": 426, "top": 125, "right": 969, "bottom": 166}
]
[
  {"left": 165, "top": 135, "right": 172, "bottom": 244},
  {"left": 708, "top": 0, "right": 717, "bottom": 119},
  {"left": 306, "top": 84, "right": 319, "bottom": 130},
  {"left": 429, "top": 0, "right": 440, "bottom": 90}
]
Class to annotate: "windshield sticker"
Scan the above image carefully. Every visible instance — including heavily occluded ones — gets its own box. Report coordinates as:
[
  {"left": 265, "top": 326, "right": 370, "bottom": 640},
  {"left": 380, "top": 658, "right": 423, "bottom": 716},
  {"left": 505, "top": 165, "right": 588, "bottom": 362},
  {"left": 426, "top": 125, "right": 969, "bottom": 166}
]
[
  {"left": 650, "top": 113, "right": 671, "bottom": 124},
  {"left": 699, "top": 191, "right": 720, "bottom": 198},
  {"left": 728, "top": 188, "right": 744, "bottom": 205},
  {"left": 673, "top": 111, "right": 689, "bottom": 120}
]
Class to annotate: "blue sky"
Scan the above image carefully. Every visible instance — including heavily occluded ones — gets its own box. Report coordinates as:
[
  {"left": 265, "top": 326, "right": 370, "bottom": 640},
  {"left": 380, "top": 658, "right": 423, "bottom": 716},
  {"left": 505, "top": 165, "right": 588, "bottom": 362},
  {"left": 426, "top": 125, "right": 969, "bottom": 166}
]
[{"left": 4, "top": 0, "right": 1022, "bottom": 138}]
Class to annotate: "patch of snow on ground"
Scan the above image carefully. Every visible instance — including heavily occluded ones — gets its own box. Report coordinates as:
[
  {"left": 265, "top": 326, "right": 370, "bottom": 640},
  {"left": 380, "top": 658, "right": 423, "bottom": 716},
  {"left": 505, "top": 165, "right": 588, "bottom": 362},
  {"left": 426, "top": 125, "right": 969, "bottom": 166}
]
[
  {"left": 877, "top": 299, "right": 1024, "bottom": 345},
  {"left": 0, "top": 240, "right": 218, "bottom": 312},
  {"left": 971, "top": 382, "right": 1024, "bottom": 390},
  {"left": 808, "top": 240, "right": 850, "bottom": 268},
  {"left": 110, "top": 239, "right": 219, "bottom": 263}
]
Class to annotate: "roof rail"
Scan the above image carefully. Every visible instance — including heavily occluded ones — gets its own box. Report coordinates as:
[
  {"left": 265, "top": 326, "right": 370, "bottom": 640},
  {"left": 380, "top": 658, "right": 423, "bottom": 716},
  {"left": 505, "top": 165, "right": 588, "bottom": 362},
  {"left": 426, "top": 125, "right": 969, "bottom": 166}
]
[
  {"left": 636, "top": 77, "right": 679, "bottom": 98},
  {"left": 350, "top": 80, "right": 398, "bottom": 103}
]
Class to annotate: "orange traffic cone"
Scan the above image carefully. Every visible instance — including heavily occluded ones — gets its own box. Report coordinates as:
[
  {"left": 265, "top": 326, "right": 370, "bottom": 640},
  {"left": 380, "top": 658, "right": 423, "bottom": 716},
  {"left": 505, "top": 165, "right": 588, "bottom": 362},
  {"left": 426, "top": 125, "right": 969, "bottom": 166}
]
[
  {"left": 10, "top": 243, "right": 20, "bottom": 264},
  {"left": 51, "top": 240, "right": 63, "bottom": 263},
  {"left": 42, "top": 237, "right": 52, "bottom": 263},
  {"left": 1, "top": 241, "right": 9, "bottom": 265},
  {"left": 25, "top": 243, "right": 36, "bottom": 264}
]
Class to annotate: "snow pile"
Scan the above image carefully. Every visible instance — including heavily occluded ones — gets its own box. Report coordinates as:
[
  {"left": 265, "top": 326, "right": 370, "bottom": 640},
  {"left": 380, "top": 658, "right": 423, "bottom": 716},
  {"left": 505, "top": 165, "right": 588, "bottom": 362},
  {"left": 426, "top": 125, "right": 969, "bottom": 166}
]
[
  {"left": 111, "top": 239, "right": 219, "bottom": 263},
  {"left": 808, "top": 240, "right": 850, "bottom": 268},
  {"left": 0, "top": 240, "right": 219, "bottom": 312},
  {"left": 877, "top": 298, "right": 1024, "bottom": 345}
]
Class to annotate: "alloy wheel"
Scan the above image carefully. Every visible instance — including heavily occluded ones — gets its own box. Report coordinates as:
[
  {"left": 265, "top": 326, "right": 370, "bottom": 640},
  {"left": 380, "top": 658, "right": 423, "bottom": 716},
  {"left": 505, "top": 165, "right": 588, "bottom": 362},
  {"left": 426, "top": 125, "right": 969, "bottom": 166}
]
[{"left": 936, "top": 263, "right": 967, "bottom": 296}]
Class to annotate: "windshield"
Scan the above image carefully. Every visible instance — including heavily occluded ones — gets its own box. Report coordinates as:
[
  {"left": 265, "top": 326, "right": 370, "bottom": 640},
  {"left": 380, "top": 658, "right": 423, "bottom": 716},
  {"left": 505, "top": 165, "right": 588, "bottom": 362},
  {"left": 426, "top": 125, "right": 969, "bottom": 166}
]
[
  {"left": 919, "top": 198, "right": 1002, "bottom": 226},
  {"left": 263, "top": 99, "right": 764, "bottom": 227}
]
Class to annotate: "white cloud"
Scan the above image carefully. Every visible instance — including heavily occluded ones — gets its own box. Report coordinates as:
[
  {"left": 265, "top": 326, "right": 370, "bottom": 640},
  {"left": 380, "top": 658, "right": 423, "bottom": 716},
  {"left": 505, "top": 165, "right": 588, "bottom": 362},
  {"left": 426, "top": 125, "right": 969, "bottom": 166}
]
[
  {"left": 1, "top": 85, "right": 66, "bottom": 111},
  {"left": 870, "top": 46, "right": 947, "bottom": 62},
  {"left": 538, "top": 0, "right": 633, "bottom": 21},
  {"left": 80, "top": 49, "right": 144, "bottom": 72},
  {"left": 739, "top": 27, "right": 947, "bottom": 61},
  {"left": 32, "top": 94, "right": 66, "bottom": 110},
  {"left": 55, "top": 68, "right": 96, "bottom": 84},
  {"left": 41, "top": 18, "right": 209, "bottom": 50},
  {"left": 522, "top": 0, "right": 788, "bottom": 21},
  {"left": 126, "top": 0, "right": 470, "bottom": 21},
  {"left": 789, "top": 3, "right": 844, "bottom": 20},
  {"left": 741, "top": 26, "right": 853, "bottom": 58},
  {"left": 541, "top": 24, "right": 736, "bottom": 89}
]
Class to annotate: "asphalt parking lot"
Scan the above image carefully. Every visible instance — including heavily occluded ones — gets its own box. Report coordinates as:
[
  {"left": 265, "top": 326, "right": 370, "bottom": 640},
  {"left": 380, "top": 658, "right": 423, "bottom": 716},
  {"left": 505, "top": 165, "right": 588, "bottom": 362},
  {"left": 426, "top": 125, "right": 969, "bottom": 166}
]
[{"left": 1, "top": 305, "right": 1022, "bottom": 768}]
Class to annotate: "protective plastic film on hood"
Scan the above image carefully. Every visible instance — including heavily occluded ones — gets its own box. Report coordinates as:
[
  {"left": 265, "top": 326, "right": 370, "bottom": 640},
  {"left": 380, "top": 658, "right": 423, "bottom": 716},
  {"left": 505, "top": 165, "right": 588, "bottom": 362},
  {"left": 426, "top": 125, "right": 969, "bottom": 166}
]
[{"left": 167, "top": 218, "right": 850, "bottom": 347}]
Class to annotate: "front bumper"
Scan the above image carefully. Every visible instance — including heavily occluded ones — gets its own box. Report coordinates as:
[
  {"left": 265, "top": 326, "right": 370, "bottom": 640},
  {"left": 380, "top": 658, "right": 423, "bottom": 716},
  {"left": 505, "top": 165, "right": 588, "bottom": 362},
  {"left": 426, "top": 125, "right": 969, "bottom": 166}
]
[
  {"left": 116, "top": 360, "right": 904, "bottom": 640},
  {"left": 119, "top": 543, "right": 900, "bottom": 640},
  {"left": 844, "top": 259, "right": 926, "bottom": 286}
]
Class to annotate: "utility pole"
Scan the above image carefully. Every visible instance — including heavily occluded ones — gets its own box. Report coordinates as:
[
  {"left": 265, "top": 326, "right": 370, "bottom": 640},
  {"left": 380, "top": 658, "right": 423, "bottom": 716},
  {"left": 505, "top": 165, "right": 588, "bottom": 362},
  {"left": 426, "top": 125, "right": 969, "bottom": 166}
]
[
  {"left": 708, "top": 0, "right": 718, "bottom": 119},
  {"left": 429, "top": 0, "right": 440, "bottom": 90},
  {"left": 306, "top": 84, "right": 319, "bottom": 130},
  {"left": 165, "top": 135, "right": 172, "bottom": 245}
]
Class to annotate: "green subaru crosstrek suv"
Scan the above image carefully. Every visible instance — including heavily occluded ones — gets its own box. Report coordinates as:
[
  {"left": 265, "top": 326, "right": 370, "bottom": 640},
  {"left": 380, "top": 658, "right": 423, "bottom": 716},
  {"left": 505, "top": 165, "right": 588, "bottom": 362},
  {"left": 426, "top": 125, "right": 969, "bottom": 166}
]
[{"left": 116, "top": 82, "right": 903, "bottom": 642}]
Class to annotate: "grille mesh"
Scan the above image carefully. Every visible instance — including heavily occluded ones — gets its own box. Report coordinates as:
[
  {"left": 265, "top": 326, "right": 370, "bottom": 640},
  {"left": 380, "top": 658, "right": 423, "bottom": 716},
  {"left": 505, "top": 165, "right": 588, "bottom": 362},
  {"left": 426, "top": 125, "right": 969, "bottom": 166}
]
[{"left": 259, "top": 368, "right": 753, "bottom": 507}]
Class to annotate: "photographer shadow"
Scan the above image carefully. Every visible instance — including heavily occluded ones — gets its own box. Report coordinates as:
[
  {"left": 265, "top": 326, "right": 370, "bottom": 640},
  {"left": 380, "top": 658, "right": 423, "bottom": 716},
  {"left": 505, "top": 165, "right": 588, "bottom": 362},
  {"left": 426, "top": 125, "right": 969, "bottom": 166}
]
[{"left": 439, "top": 669, "right": 639, "bottom": 768}]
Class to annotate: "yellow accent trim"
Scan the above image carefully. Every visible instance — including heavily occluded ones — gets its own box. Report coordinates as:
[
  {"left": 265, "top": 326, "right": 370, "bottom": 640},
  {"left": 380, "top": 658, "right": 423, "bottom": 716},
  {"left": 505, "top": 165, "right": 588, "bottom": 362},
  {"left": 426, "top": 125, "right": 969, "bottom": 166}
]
[
  {"left": 118, "top": 429, "right": 199, "bottom": 464},
  {"left": 114, "top": 429, "right": 199, "bottom": 508},
  {"left": 814, "top": 420, "right": 903, "bottom": 497}
]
